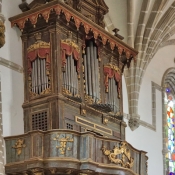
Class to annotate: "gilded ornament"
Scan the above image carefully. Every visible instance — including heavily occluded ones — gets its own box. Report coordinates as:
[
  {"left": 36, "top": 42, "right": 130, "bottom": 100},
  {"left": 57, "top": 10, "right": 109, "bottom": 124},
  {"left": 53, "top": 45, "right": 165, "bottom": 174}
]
[
  {"left": 61, "top": 39, "right": 80, "bottom": 53},
  {"left": 62, "top": 87, "right": 72, "bottom": 96},
  {"left": 40, "top": 87, "right": 51, "bottom": 95},
  {"left": 49, "top": 168, "right": 57, "bottom": 174},
  {"left": 0, "top": 20, "right": 5, "bottom": 48},
  {"left": 30, "top": 168, "right": 43, "bottom": 175},
  {"left": 84, "top": 94, "right": 94, "bottom": 104},
  {"left": 27, "top": 40, "right": 50, "bottom": 53},
  {"left": 102, "top": 142, "right": 134, "bottom": 169},
  {"left": 12, "top": 139, "right": 26, "bottom": 155},
  {"left": 53, "top": 134, "right": 74, "bottom": 154},
  {"left": 106, "top": 63, "right": 121, "bottom": 74},
  {"left": 82, "top": 109, "right": 86, "bottom": 115},
  {"left": 103, "top": 118, "right": 108, "bottom": 125},
  {"left": 29, "top": 90, "right": 39, "bottom": 98}
]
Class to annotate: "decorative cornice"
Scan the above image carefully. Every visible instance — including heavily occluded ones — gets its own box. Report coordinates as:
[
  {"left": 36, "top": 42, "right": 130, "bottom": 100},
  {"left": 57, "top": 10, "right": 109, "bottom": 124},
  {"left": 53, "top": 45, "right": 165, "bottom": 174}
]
[
  {"left": 0, "top": 57, "right": 23, "bottom": 73},
  {"left": 9, "top": 1, "right": 138, "bottom": 58}
]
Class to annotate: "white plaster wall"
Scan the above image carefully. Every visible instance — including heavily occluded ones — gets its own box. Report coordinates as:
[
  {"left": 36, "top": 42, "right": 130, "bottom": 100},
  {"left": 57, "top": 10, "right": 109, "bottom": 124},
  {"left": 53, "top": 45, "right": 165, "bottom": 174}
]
[
  {"left": 104, "top": 0, "right": 127, "bottom": 43},
  {"left": 1, "top": 0, "right": 26, "bottom": 136},
  {"left": 123, "top": 44, "right": 175, "bottom": 175}
]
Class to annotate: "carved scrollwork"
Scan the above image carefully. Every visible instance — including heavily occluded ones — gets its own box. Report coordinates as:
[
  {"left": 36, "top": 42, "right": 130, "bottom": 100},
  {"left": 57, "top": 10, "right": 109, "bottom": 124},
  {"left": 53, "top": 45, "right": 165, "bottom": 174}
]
[
  {"left": 84, "top": 94, "right": 94, "bottom": 104},
  {"left": 102, "top": 142, "right": 134, "bottom": 169}
]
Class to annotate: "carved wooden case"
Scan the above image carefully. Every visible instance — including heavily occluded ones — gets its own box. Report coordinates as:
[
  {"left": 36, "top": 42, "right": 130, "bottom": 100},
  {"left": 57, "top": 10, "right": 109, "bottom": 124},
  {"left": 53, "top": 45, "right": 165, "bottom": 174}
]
[
  {"left": 10, "top": 0, "right": 137, "bottom": 139},
  {"left": 5, "top": 1, "right": 148, "bottom": 175}
]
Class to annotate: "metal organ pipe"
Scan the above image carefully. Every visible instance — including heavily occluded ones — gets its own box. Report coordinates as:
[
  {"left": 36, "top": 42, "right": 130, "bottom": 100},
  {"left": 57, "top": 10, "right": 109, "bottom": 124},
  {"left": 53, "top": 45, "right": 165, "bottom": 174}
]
[
  {"left": 84, "top": 55, "right": 88, "bottom": 95},
  {"left": 62, "top": 55, "right": 79, "bottom": 96},
  {"left": 67, "top": 56, "right": 70, "bottom": 92},
  {"left": 93, "top": 46, "right": 98, "bottom": 100},
  {"left": 90, "top": 42, "right": 95, "bottom": 101},
  {"left": 106, "top": 77, "right": 119, "bottom": 113},
  {"left": 32, "top": 61, "right": 35, "bottom": 93},
  {"left": 86, "top": 46, "right": 92, "bottom": 97},
  {"left": 31, "top": 58, "right": 48, "bottom": 95},
  {"left": 43, "top": 59, "right": 46, "bottom": 90},
  {"left": 34, "top": 59, "right": 38, "bottom": 94},
  {"left": 41, "top": 59, "right": 44, "bottom": 92},
  {"left": 84, "top": 41, "right": 99, "bottom": 102}
]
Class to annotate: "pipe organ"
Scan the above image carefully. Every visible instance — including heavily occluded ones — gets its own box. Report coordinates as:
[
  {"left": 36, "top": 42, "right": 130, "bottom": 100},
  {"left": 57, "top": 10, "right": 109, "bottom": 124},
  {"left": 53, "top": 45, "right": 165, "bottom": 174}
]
[
  {"left": 61, "top": 36, "right": 80, "bottom": 98},
  {"left": 5, "top": 0, "right": 148, "bottom": 175},
  {"left": 83, "top": 40, "right": 100, "bottom": 103},
  {"left": 106, "top": 77, "right": 119, "bottom": 113},
  {"left": 31, "top": 58, "right": 49, "bottom": 94},
  {"left": 62, "top": 55, "right": 79, "bottom": 96},
  {"left": 27, "top": 34, "right": 51, "bottom": 97}
]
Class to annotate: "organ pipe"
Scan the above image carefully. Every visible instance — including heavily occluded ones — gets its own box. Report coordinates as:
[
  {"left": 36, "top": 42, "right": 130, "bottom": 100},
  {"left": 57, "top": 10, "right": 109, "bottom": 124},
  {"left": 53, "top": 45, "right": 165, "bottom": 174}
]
[
  {"left": 31, "top": 58, "right": 49, "bottom": 95},
  {"left": 62, "top": 54, "right": 79, "bottom": 96},
  {"left": 84, "top": 41, "right": 99, "bottom": 102},
  {"left": 106, "top": 77, "right": 119, "bottom": 113}
]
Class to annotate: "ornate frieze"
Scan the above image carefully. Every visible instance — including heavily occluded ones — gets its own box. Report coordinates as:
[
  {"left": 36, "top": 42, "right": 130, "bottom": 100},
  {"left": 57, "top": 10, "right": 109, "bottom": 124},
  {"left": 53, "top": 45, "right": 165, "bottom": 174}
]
[
  {"left": 9, "top": 1, "right": 137, "bottom": 59},
  {"left": 5, "top": 130, "right": 148, "bottom": 175}
]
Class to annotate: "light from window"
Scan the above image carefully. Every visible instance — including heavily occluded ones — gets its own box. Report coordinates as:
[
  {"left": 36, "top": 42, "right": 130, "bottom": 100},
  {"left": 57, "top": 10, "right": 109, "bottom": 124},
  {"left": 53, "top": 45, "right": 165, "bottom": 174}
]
[{"left": 166, "top": 103, "right": 175, "bottom": 174}]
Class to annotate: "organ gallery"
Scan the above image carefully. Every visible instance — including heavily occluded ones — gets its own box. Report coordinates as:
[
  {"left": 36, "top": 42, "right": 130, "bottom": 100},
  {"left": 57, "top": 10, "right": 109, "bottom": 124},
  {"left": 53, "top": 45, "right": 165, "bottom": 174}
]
[{"left": 4, "top": 0, "right": 148, "bottom": 175}]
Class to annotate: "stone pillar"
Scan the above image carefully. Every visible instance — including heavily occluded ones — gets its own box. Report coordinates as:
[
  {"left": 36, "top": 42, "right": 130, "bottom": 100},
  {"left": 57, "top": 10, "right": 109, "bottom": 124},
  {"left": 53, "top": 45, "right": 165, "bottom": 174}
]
[
  {"left": 127, "top": 0, "right": 134, "bottom": 47},
  {"left": 0, "top": 0, "right": 5, "bottom": 48}
]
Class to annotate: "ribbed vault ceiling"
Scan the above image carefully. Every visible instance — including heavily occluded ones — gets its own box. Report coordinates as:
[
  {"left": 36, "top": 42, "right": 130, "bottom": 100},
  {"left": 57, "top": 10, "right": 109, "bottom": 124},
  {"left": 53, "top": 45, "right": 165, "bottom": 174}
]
[
  {"left": 104, "top": 0, "right": 175, "bottom": 129},
  {"left": 165, "top": 70, "right": 175, "bottom": 96}
]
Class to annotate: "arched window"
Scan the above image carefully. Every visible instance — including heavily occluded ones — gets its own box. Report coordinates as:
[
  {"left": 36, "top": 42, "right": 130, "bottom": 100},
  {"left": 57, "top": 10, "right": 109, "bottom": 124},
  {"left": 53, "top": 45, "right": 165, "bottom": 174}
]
[{"left": 166, "top": 95, "right": 175, "bottom": 175}]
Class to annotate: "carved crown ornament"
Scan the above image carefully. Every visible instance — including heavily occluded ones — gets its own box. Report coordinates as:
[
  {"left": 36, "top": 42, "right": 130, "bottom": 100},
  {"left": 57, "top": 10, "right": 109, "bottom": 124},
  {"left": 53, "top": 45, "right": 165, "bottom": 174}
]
[
  {"left": 102, "top": 142, "right": 134, "bottom": 169},
  {"left": 9, "top": 1, "right": 137, "bottom": 61}
]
